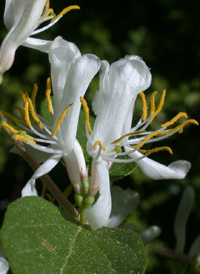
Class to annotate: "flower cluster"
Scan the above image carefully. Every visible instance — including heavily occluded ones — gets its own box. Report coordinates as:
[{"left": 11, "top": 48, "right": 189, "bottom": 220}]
[{"left": 0, "top": 0, "right": 198, "bottom": 234}]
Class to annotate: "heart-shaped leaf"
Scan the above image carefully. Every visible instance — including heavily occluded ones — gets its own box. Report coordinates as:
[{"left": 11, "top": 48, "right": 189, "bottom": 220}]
[{"left": 1, "top": 197, "right": 146, "bottom": 274}]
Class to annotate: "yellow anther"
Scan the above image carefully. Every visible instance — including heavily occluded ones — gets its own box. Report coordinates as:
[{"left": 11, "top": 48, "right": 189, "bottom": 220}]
[
  {"left": 46, "top": 77, "right": 53, "bottom": 114},
  {"left": 50, "top": 5, "right": 80, "bottom": 23},
  {"left": 150, "top": 91, "right": 157, "bottom": 113},
  {"left": 132, "top": 118, "right": 198, "bottom": 149},
  {"left": 80, "top": 96, "right": 92, "bottom": 134},
  {"left": 139, "top": 92, "right": 148, "bottom": 121},
  {"left": 1, "top": 111, "right": 26, "bottom": 124},
  {"left": 111, "top": 130, "right": 145, "bottom": 145},
  {"left": 14, "top": 134, "right": 36, "bottom": 144},
  {"left": 132, "top": 131, "right": 169, "bottom": 149},
  {"left": 46, "top": 8, "right": 54, "bottom": 18},
  {"left": 31, "top": 83, "right": 38, "bottom": 106},
  {"left": 93, "top": 140, "right": 106, "bottom": 151},
  {"left": 18, "top": 90, "right": 26, "bottom": 103},
  {"left": 139, "top": 146, "right": 173, "bottom": 155},
  {"left": 50, "top": 104, "right": 73, "bottom": 137},
  {"left": 169, "top": 119, "right": 199, "bottom": 133},
  {"left": 153, "top": 89, "right": 166, "bottom": 118},
  {"left": 41, "top": 0, "right": 50, "bottom": 17},
  {"left": 27, "top": 98, "right": 44, "bottom": 130},
  {"left": 2, "top": 122, "right": 18, "bottom": 134},
  {"left": 24, "top": 99, "right": 32, "bottom": 127},
  {"left": 161, "top": 112, "right": 188, "bottom": 128}
]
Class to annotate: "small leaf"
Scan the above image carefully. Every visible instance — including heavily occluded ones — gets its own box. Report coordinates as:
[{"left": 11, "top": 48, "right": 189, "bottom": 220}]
[
  {"left": 109, "top": 157, "right": 138, "bottom": 181},
  {"left": 1, "top": 197, "right": 146, "bottom": 274}
]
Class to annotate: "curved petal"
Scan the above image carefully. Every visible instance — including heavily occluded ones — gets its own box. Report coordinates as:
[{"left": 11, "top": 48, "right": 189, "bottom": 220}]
[
  {"left": 85, "top": 159, "right": 111, "bottom": 229},
  {"left": 0, "top": 0, "right": 46, "bottom": 74},
  {"left": 21, "top": 154, "right": 61, "bottom": 197},
  {"left": 131, "top": 150, "right": 191, "bottom": 180},
  {"left": 49, "top": 37, "right": 81, "bottom": 112},
  {"left": 0, "top": 257, "right": 9, "bottom": 274},
  {"left": 59, "top": 53, "right": 100, "bottom": 155},
  {"left": 4, "top": 0, "right": 26, "bottom": 29},
  {"left": 105, "top": 186, "right": 140, "bottom": 228},
  {"left": 138, "top": 226, "right": 161, "bottom": 245},
  {"left": 23, "top": 37, "right": 52, "bottom": 53},
  {"left": 89, "top": 56, "right": 151, "bottom": 148}
]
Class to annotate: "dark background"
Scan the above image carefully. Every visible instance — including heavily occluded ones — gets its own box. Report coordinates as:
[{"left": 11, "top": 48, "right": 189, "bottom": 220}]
[{"left": 0, "top": 0, "right": 200, "bottom": 273}]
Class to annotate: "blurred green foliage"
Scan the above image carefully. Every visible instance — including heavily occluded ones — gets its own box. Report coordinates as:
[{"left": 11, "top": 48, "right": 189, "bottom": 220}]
[{"left": 0, "top": 0, "right": 200, "bottom": 273}]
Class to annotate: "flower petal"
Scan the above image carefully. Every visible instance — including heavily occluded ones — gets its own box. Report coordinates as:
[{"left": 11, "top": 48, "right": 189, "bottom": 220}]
[
  {"left": 85, "top": 159, "right": 111, "bottom": 229},
  {"left": 23, "top": 37, "right": 52, "bottom": 53},
  {"left": 49, "top": 37, "right": 81, "bottom": 112},
  {"left": 0, "top": 0, "right": 47, "bottom": 74},
  {"left": 59, "top": 53, "right": 100, "bottom": 155},
  {"left": 105, "top": 186, "right": 140, "bottom": 228},
  {"left": 0, "top": 257, "right": 9, "bottom": 274},
  {"left": 21, "top": 154, "right": 61, "bottom": 197},
  {"left": 131, "top": 150, "right": 191, "bottom": 179}
]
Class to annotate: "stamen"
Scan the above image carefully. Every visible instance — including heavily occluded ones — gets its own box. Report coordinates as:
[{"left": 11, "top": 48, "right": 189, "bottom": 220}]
[
  {"left": 132, "top": 131, "right": 165, "bottom": 149},
  {"left": 41, "top": 0, "right": 50, "bottom": 17},
  {"left": 50, "top": 5, "right": 80, "bottom": 23},
  {"left": 46, "top": 77, "right": 53, "bottom": 114},
  {"left": 80, "top": 96, "right": 92, "bottom": 133},
  {"left": 27, "top": 98, "right": 44, "bottom": 130},
  {"left": 50, "top": 104, "right": 73, "bottom": 137},
  {"left": 18, "top": 90, "right": 26, "bottom": 103},
  {"left": 31, "top": 84, "right": 38, "bottom": 106},
  {"left": 1, "top": 111, "right": 26, "bottom": 124},
  {"left": 139, "top": 146, "right": 173, "bottom": 155},
  {"left": 2, "top": 122, "right": 18, "bottom": 134},
  {"left": 111, "top": 130, "right": 146, "bottom": 145},
  {"left": 132, "top": 119, "right": 198, "bottom": 149},
  {"left": 161, "top": 112, "right": 188, "bottom": 127},
  {"left": 46, "top": 8, "right": 54, "bottom": 18},
  {"left": 93, "top": 140, "right": 106, "bottom": 151},
  {"left": 150, "top": 91, "right": 157, "bottom": 113},
  {"left": 24, "top": 99, "right": 32, "bottom": 127},
  {"left": 139, "top": 92, "right": 148, "bottom": 121},
  {"left": 14, "top": 134, "right": 36, "bottom": 144},
  {"left": 153, "top": 89, "right": 166, "bottom": 118}
]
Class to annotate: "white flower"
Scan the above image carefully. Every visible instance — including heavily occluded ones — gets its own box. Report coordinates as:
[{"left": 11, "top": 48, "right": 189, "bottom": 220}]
[
  {"left": 82, "top": 56, "right": 198, "bottom": 229},
  {"left": 0, "top": 257, "right": 9, "bottom": 274},
  {"left": 84, "top": 56, "right": 152, "bottom": 228},
  {"left": 2, "top": 37, "right": 100, "bottom": 196},
  {"left": 0, "top": 0, "right": 79, "bottom": 74},
  {"left": 105, "top": 186, "right": 140, "bottom": 228}
]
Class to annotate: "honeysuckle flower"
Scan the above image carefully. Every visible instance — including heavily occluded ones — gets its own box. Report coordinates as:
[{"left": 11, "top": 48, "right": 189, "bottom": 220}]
[
  {"left": 0, "top": 0, "right": 79, "bottom": 74},
  {"left": 2, "top": 37, "right": 100, "bottom": 196},
  {"left": 105, "top": 186, "right": 140, "bottom": 228},
  {"left": 82, "top": 56, "right": 198, "bottom": 229}
]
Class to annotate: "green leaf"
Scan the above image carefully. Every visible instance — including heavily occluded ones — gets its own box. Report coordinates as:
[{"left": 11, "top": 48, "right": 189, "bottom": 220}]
[
  {"left": 1, "top": 197, "right": 146, "bottom": 274},
  {"left": 109, "top": 157, "right": 138, "bottom": 182}
]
